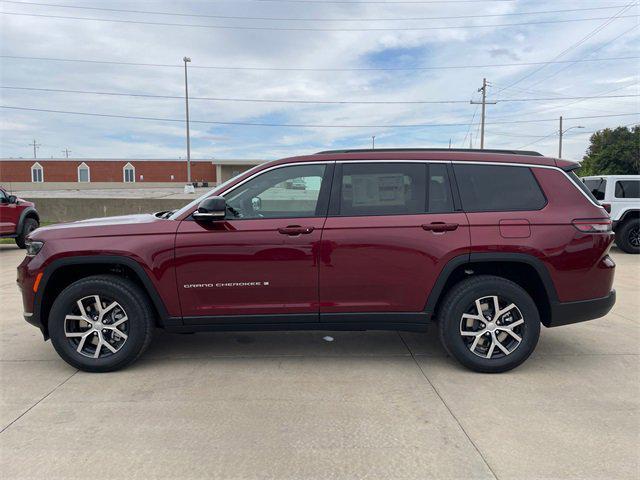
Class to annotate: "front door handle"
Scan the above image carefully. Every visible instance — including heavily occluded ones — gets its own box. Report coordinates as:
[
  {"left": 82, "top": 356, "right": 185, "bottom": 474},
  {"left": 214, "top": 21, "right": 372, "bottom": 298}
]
[
  {"left": 422, "top": 222, "right": 459, "bottom": 233},
  {"left": 278, "top": 225, "right": 315, "bottom": 236}
]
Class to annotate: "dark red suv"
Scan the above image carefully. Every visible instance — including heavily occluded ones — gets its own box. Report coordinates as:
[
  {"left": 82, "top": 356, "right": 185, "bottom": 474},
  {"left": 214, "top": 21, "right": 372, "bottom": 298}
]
[
  {"left": 17, "top": 149, "right": 616, "bottom": 373},
  {"left": 1, "top": 187, "right": 40, "bottom": 248}
]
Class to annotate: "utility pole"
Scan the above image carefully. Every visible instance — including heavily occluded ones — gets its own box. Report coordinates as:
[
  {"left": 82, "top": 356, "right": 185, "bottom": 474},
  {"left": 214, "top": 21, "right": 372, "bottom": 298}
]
[
  {"left": 29, "top": 139, "right": 41, "bottom": 158},
  {"left": 470, "top": 78, "right": 497, "bottom": 149},
  {"left": 469, "top": 133, "right": 473, "bottom": 149},
  {"left": 62, "top": 148, "right": 71, "bottom": 158},
  {"left": 371, "top": 135, "right": 375, "bottom": 149},
  {"left": 183, "top": 56, "right": 192, "bottom": 185}
]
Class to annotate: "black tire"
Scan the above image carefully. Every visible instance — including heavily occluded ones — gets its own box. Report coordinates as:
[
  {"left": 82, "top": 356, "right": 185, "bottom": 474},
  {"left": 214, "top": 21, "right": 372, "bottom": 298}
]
[
  {"left": 437, "top": 275, "right": 541, "bottom": 373},
  {"left": 49, "top": 275, "right": 154, "bottom": 372},
  {"left": 616, "top": 219, "right": 640, "bottom": 254},
  {"left": 15, "top": 217, "right": 39, "bottom": 249}
]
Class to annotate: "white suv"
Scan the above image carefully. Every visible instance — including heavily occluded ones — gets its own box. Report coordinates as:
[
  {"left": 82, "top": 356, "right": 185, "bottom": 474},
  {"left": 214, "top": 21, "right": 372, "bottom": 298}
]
[{"left": 582, "top": 175, "right": 639, "bottom": 253}]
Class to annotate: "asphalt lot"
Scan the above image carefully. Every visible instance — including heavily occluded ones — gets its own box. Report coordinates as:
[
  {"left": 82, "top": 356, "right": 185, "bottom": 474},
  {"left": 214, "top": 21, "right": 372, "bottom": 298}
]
[{"left": 0, "top": 244, "right": 638, "bottom": 480}]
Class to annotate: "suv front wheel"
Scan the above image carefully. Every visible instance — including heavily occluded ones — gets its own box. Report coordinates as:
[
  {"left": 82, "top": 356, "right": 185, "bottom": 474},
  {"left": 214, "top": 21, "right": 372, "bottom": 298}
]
[
  {"left": 438, "top": 275, "right": 541, "bottom": 373},
  {"left": 49, "top": 275, "right": 154, "bottom": 372},
  {"left": 15, "top": 217, "right": 39, "bottom": 249}
]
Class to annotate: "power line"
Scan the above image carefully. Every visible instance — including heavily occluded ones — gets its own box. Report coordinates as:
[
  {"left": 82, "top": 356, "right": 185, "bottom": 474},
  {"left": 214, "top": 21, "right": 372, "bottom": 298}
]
[
  {"left": 0, "top": 1, "right": 628, "bottom": 22},
  {"left": 3, "top": 54, "right": 636, "bottom": 72},
  {"left": 460, "top": 104, "right": 479, "bottom": 147},
  {"left": 495, "top": 2, "right": 638, "bottom": 94},
  {"left": 1, "top": 11, "right": 637, "bottom": 32},
  {"left": 491, "top": 82, "right": 639, "bottom": 120},
  {"left": 490, "top": 131, "right": 553, "bottom": 138},
  {"left": 3, "top": 85, "right": 638, "bottom": 105},
  {"left": 250, "top": 0, "right": 516, "bottom": 3},
  {"left": 521, "top": 23, "right": 640, "bottom": 92},
  {"left": 1, "top": 105, "right": 637, "bottom": 128},
  {"left": 516, "top": 122, "right": 639, "bottom": 149}
]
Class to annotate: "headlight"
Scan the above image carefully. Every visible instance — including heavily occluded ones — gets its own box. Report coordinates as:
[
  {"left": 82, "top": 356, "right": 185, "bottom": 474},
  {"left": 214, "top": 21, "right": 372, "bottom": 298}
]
[{"left": 25, "top": 241, "right": 44, "bottom": 257}]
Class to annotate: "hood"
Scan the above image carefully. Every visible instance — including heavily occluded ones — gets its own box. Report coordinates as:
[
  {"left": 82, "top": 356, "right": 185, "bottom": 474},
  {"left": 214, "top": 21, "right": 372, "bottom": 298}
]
[
  {"left": 30, "top": 213, "right": 178, "bottom": 240},
  {"left": 16, "top": 196, "right": 34, "bottom": 207}
]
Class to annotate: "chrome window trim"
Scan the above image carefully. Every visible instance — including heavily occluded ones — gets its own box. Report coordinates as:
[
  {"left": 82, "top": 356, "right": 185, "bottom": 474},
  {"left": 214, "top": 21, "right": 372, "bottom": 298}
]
[
  {"left": 334, "top": 159, "right": 602, "bottom": 209},
  {"left": 206, "top": 158, "right": 603, "bottom": 212},
  {"left": 219, "top": 161, "right": 332, "bottom": 199}
]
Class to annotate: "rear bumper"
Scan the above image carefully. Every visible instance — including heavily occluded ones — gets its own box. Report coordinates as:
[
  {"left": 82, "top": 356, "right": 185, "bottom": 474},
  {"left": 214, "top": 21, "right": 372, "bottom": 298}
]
[{"left": 547, "top": 290, "right": 616, "bottom": 327}]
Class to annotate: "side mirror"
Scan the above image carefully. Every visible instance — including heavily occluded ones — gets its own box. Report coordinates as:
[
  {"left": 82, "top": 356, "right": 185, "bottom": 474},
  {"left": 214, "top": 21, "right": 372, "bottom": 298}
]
[
  {"left": 7, "top": 195, "right": 17, "bottom": 204},
  {"left": 193, "top": 196, "right": 226, "bottom": 222}
]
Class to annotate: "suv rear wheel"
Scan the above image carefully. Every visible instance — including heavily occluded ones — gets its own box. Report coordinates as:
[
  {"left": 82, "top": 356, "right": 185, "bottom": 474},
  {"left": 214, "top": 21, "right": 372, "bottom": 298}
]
[
  {"left": 616, "top": 219, "right": 640, "bottom": 254},
  {"left": 49, "top": 275, "right": 154, "bottom": 372},
  {"left": 437, "top": 275, "right": 540, "bottom": 373}
]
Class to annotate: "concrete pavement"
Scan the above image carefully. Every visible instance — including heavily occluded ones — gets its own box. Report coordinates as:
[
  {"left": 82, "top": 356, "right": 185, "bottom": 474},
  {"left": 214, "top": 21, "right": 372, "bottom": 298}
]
[{"left": 1, "top": 245, "right": 638, "bottom": 480}]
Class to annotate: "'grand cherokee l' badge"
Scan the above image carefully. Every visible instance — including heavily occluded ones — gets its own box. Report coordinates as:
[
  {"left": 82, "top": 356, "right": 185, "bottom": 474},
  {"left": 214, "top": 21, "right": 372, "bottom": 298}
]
[{"left": 183, "top": 281, "right": 270, "bottom": 289}]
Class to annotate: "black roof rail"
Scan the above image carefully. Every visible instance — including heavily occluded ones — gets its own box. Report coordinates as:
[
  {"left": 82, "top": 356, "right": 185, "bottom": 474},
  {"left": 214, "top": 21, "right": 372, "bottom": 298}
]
[{"left": 316, "top": 148, "right": 544, "bottom": 156}]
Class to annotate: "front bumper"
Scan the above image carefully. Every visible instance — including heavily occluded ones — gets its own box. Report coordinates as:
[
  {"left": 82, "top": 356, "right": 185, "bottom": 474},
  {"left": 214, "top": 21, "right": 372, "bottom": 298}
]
[
  {"left": 547, "top": 290, "right": 616, "bottom": 327},
  {"left": 17, "top": 254, "right": 48, "bottom": 339}
]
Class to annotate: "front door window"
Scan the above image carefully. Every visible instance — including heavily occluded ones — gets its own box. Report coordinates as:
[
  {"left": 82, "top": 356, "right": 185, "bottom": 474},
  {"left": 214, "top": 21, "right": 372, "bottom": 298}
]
[{"left": 225, "top": 164, "right": 327, "bottom": 219}]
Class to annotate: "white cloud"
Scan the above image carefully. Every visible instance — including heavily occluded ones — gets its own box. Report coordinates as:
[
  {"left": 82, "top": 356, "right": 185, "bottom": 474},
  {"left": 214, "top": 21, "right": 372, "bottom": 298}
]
[{"left": 0, "top": 0, "right": 638, "bottom": 161}]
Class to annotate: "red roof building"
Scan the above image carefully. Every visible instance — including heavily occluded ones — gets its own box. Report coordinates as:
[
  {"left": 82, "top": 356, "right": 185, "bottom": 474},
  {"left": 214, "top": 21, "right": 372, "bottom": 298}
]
[{"left": 0, "top": 158, "right": 264, "bottom": 185}]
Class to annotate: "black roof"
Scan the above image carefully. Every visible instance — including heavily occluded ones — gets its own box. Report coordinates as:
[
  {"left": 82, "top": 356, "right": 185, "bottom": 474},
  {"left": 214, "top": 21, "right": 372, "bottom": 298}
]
[{"left": 316, "top": 148, "right": 543, "bottom": 156}]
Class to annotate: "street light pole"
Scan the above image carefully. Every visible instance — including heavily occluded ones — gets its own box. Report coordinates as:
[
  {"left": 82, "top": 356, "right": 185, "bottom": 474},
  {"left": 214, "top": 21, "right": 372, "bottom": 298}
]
[
  {"left": 558, "top": 116, "right": 585, "bottom": 159},
  {"left": 183, "top": 56, "right": 192, "bottom": 185},
  {"left": 558, "top": 116, "right": 563, "bottom": 159}
]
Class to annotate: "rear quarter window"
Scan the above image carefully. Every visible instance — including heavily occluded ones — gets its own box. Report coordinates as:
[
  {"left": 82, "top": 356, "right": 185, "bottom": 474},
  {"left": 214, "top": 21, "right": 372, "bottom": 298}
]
[
  {"left": 453, "top": 164, "right": 547, "bottom": 212},
  {"left": 615, "top": 180, "right": 640, "bottom": 198}
]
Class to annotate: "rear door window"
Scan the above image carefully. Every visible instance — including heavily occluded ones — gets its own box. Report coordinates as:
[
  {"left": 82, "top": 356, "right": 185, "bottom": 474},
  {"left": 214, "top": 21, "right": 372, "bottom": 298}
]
[
  {"left": 427, "top": 163, "right": 455, "bottom": 213},
  {"left": 615, "top": 180, "right": 640, "bottom": 198},
  {"left": 337, "top": 163, "right": 427, "bottom": 216},
  {"left": 453, "top": 164, "right": 547, "bottom": 212}
]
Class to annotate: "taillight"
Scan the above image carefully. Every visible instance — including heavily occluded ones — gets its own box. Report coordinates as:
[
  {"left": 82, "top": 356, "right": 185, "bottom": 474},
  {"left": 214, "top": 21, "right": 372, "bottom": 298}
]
[
  {"left": 572, "top": 219, "right": 612, "bottom": 233},
  {"left": 601, "top": 203, "right": 612, "bottom": 213}
]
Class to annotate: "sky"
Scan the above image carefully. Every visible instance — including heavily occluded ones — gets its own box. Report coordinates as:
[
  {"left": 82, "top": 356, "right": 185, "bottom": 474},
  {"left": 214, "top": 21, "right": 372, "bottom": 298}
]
[{"left": 0, "top": 0, "right": 638, "bottom": 162}]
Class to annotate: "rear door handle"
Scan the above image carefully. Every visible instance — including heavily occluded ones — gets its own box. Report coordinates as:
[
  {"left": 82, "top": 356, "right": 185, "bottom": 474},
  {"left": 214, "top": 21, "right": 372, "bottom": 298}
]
[
  {"left": 278, "top": 225, "right": 315, "bottom": 236},
  {"left": 422, "top": 222, "right": 459, "bottom": 233}
]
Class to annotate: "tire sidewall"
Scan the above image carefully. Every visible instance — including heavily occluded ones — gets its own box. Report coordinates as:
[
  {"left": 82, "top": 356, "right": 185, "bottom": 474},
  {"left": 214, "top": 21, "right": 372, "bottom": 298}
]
[
  {"left": 16, "top": 218, "right": 38, "bottom": 248},
  {"left": 49, "top": 278, "right": 151, "bottom": 371},
  {"left": 441, "top": 278, "right": 541, "bottom": 373},
  {"left": 617, "top": 219, "right": 640, "bottom": 254}
]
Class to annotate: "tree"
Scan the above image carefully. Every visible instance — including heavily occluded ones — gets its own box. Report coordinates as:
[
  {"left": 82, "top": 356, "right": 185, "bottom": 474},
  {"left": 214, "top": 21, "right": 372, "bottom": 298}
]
[{"left": 579, "top": 125, "right": 640, "bottom": 176}]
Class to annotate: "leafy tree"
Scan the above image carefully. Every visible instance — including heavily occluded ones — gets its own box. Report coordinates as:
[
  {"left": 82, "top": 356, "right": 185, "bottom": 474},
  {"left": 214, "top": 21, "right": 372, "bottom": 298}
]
[{"left": 579, "top": 125, "right": 640, "bottom": 175}]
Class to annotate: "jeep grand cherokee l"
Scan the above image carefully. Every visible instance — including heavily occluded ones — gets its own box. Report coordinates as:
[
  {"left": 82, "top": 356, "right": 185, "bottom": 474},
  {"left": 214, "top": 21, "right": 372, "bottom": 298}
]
[{"left": 17, "top": 149, "right": 616, "bottom": 373}]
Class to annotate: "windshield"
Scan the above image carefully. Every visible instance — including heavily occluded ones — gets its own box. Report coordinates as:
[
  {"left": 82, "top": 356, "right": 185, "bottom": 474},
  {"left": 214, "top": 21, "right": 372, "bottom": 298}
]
[{"left": 168, "top": 165, "right": 263, "bottom": 220}]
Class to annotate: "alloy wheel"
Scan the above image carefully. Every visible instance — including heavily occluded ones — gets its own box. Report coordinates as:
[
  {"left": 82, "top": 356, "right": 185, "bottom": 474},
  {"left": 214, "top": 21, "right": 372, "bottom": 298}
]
[
  {"left": 629, "top": 226, "right": 640, "bottom": 248},
  {"left": 459, "top": 295, "right": 525, "bottom": 359},
  {"left": 64, "top": 295, "right": 129, "bottom": 358}
]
